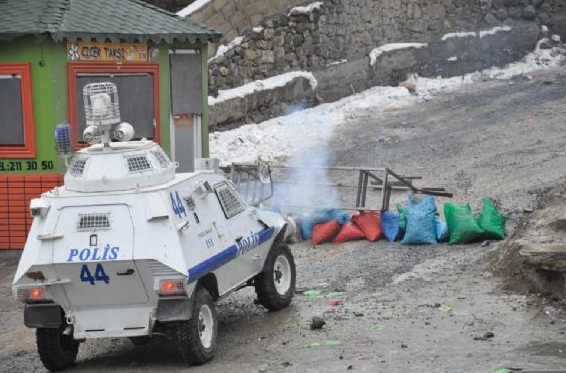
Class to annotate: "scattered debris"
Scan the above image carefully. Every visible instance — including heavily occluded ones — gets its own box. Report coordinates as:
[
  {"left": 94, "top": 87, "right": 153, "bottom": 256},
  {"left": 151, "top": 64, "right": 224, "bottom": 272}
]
[
  {"left": 400, "top": 81, "right": 417, "bottom": 93},
  {"left": 371, "top": 324, "right": 386, "bottom": 331},
  {"left": 353, "top": 307, "right": 366, "bottom": 317},
  {"left": 325, "top": 340, "right": 341, "bottom": 346},
  {"left": 491, "top": 368, "right": 512, "bottom": 373},
  {"left": 474, "top": 331, "right": 495, "bottom": 341},
  {"left": 482, "top": 240, "right": 491, "bottom": 247},
  {"left": 326, "top": 291, "right": 346, "bottom": 298},
  {"left": 282, "top": 319, "right": 299, "bottom": 329},
  {"left": 303, "top": 289, "right": 323, "bottom": 300},
  {"left": 400, "top": 344, "right": 408, "bottom": 348},
  {"left": 310, "top": 317, "right": 326, "bottom": 330},
  {"left": 328, "top": 299, "right": 344, "bottom": 306},
  {"left": 300, "top": 342, "right": 320, "bottom": 349}
]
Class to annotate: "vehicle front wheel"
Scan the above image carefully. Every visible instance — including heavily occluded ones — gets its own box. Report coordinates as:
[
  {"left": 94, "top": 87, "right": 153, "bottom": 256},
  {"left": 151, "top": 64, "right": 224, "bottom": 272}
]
[
  {"left": 255, "top": 244, "right": 296, "bottom": 311},
  {"left": 175, "top": 288, "right": 218, "bottom": 366},
  {"left": 36, "top": 326, "right": 79, "bottom": 371}
]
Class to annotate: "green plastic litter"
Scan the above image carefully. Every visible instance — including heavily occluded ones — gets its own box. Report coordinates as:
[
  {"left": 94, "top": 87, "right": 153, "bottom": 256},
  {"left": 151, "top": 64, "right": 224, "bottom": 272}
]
[
  {"left": 478, "top": 197, "right": 506, "bottom": 240},
  {"left": 492, "top": 369, "right": 512, "bottom": 373},
  {"left": 444, "top": 202, "right": 485, "bottom": 245},
  {"left": 303, "top": 289, "right": 323, "bottom": 299},
  {"left": 326, "top": 291, "right": 346, "bottom": 298},
  {"left": 325, "top": 340, "right": 341, "bottom": 346},
  {"left": 300, "top": 342, "right": 320, "bottom": 349},
  {"left": 440, "top": 305, "right": 455, "bottom": 313},
  {"left": 397, "top": 203, "right": 407, "bottom": 233},
  {"left": 371, "top": 324, "right": 386, "bottom": 331},
  {"left": 281, "top": 319, "right": 298, "bottom": 329}
]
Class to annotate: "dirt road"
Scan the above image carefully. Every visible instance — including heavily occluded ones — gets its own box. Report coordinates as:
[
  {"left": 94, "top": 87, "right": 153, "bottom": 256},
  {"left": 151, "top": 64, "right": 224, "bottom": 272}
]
[{"left": 1, "top": 68, "right": 566, "bottom": 372}]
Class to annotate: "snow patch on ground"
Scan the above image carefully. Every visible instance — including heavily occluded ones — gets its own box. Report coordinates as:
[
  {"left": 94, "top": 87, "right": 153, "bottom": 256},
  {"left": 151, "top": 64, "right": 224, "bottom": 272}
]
[
  {"left": 253, "top": 27, "right": 264, "bottom": 33},
  {"left": 209, "top": 37, "right": 244, "bottom": 63},
  {"left": 210, "top": 42, "right": 565, "bottom": 166},
  {"left": 369, "top": 43, "right": 428, "bottom": 66},
  {"left": 288, "top": 2, "right": 323, "bottom": 16},
  {"left": 176, "top": 0, "right": 212, "bottom": 17},
  {"left": 210, "top": 87, "right": 413, "bottom": 165},
  {"left": 209, "top": 71, "right": 318, "bottom": 106},
  {"left": 407, "top": 40, "right": 564, "bottom": 99}
]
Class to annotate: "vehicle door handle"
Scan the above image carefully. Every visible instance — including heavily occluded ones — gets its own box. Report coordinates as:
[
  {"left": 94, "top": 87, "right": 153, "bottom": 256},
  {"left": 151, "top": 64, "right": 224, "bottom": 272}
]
[{"left": 116, "top": 269, "right": 135, "bottom": 276}]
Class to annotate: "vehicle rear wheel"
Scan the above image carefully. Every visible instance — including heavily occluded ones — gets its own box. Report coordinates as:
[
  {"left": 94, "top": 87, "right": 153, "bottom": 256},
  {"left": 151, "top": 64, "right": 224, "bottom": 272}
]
[
  {"left": 175, "top": 287, "right": 218, "bottom": 366},
  {"left": 255, "top": 244, "right": 296, "bottom": 311},
  {"left": 36, "top": 326, "right": 79, "bottom": 371}
]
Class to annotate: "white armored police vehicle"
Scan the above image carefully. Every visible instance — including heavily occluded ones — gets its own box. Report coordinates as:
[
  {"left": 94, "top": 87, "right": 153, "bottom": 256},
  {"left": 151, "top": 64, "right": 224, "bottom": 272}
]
[{"left": 12, "top": 83, "right": 296, "bottom": 371}]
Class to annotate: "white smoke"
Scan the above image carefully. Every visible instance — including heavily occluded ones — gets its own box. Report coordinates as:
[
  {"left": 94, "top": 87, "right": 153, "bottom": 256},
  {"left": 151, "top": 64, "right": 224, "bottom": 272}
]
[{"left": 272, "top": 102, "right": 341, "bottom": 210}]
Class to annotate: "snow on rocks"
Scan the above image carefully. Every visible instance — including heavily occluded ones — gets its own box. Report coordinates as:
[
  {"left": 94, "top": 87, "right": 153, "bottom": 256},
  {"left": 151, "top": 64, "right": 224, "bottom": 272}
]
[
  {"left": 209, "top": 37, "right": 244, "bottom": 63},
  {"left": 441, "top": 31, "right": 477, "bottom": 41},
  {"left": 209, "top": 71, "right": 318, "bottom": 106},
  {"left": 211, "top": 40, "right": 565, "bottom": 166},
  {"left": 176, "top": 0, "right": 213, "bottom": 17},
  {"left": 369, "top": 43, "right": 428, "bottom": 66},
  {"left": 440, "top": 26, "right": 512, "bottom": 41},
  {"left": 479, "top": 25, "right": 512, "bottom": 38},
  {"left": 253, "top": 27, "right": 264, "bottom": 33},
  {"left": 288, "top": 2, "right": 323, "bottom": 16}
]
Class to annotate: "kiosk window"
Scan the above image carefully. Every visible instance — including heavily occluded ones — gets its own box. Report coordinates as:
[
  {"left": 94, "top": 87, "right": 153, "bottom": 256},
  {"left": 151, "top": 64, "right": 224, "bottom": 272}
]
[
  {"left": 67, "top": 62, "right": 160, "bottom": 148},
  {"left": 0, "top": 63, "right": 36, "bottom": 158},
  {"left": 75, "top": 74, "right": 154, "bottom": 140},
  {"left": 0, "top": 75, "right": 24, "bottom": 145}
]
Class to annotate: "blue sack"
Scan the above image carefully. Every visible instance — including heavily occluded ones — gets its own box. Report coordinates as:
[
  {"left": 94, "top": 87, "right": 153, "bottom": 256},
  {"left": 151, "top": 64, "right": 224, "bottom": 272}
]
[
  {"left": 381, "top": 212, "right": 400, "bottom": 242},
  {"left": 299, "top": 211, "right": 331, "bottom": 239},
  {"left": 401, "top": 195, "right": 438, "bottom": 245},
  {"left": 323, "top": 209, "right": 351, "bottom": 226},
  {"left": 300, "top": 209, "right": 351, "bottom": 239},
  {"left": 435, "top": 215, "right": 449, "bottom": 242}
]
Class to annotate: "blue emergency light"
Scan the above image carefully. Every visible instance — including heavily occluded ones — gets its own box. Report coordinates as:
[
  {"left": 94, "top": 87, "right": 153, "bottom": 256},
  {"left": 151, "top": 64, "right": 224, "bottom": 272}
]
[{"left": 54, "top": 122, "right": 73, "bottom": 158}]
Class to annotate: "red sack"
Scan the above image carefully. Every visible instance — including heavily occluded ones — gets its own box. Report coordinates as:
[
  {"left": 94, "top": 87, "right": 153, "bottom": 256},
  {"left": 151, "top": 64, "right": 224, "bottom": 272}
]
[
  {"left": 351, "top": 211, "right": 382, "bottom": 242},
  {"left": 312, "top": 220, "right": 340, "bottom": 245},
  {"left": 332, "top": 222, "right": 366, "bottom": 243}
]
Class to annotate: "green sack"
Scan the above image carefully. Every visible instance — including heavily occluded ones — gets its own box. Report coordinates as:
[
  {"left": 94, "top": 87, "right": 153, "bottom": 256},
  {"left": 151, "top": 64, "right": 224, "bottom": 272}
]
[
  {"left": 444, "top": 202, "right": 484, "bottom": 245},
  {"left": 397, "top": 203, "right": 407, "bottom": 233},
  {"left": 478, "top": 197, "right": 506, "bottom": 240}
]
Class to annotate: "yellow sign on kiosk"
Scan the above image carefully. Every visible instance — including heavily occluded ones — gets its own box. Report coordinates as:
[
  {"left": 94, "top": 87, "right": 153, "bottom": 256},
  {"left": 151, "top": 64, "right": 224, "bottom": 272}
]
[{"left": 67, "top": 41, "right": 148, "bottom": 62}]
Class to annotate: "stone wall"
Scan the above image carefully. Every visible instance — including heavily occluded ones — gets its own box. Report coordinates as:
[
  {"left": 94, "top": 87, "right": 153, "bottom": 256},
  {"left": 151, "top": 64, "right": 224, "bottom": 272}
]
[
  {"left": 209, "top": 0, "right": 563, "bottom": 92},
  {"left": 189, "top": 0, "right": 312, "bottom": 56},
  {"left": 207, "top": 0, "right": 565, "bottom": 129}
]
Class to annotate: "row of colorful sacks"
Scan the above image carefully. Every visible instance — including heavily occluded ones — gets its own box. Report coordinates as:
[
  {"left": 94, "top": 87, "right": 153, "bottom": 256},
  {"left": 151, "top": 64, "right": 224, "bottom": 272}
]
[{"left": 299, "top": 196, "right": 506, "bottom": 246}]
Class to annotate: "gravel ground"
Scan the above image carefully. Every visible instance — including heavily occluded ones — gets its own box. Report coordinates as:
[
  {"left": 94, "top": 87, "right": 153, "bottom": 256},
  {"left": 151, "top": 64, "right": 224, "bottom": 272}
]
[{"left": 1, "top": 67, "right": 566, "bottom": 373}]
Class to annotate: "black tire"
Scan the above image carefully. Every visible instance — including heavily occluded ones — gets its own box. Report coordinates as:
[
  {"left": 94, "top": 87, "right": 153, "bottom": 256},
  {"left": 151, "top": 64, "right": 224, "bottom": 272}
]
[
  {"left": 255, "top": 244, "right": 296, "bottom": 311},
  {"left": 36, "top": 326, "right": 79, "bottom": 371},
  {"left": 175, "top": 288, "right": 218, "bottom": 366}
]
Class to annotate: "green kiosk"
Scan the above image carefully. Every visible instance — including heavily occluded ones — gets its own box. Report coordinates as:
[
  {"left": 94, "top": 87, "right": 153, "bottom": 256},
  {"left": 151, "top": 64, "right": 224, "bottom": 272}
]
[{"left": 0, "top": 0, "right": 220, "bottom": 249}]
